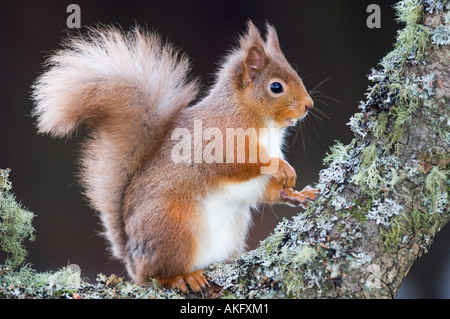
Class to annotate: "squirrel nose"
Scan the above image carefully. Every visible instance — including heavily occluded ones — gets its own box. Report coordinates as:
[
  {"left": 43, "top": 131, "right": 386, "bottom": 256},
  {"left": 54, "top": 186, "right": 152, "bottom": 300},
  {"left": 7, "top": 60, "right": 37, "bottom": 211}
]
[{"left": 304, "top": 97, "right": 314, "bottom": 112}]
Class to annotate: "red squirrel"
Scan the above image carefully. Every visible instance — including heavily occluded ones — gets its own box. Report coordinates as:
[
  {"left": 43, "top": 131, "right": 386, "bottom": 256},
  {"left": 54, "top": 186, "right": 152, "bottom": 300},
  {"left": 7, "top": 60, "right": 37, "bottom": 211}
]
[{"left": 32, "top": 21, "right": 318, "bottom": 292}]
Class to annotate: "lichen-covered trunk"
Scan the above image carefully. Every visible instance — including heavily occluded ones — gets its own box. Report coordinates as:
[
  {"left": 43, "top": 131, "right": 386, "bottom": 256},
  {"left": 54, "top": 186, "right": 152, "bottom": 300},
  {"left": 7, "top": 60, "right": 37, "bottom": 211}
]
[{"left": 208, "top": 0, "right": 449, "bottom": 299}]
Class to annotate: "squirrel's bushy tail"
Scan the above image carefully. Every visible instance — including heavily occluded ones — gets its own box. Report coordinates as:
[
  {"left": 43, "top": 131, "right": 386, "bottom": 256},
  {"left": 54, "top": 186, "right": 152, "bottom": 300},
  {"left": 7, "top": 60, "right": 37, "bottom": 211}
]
[{"left": 32, "top": 26, "right": 198, "bottom": 259}]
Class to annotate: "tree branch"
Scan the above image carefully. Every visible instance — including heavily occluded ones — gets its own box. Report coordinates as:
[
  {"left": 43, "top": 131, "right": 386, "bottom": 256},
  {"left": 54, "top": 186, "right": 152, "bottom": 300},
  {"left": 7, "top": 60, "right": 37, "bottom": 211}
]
[
  {"left": 207, "top": 0, "right": 449, "bottom": 299},
  {"left": 0, "top": 0, "right": 448, "bottom": 300}
]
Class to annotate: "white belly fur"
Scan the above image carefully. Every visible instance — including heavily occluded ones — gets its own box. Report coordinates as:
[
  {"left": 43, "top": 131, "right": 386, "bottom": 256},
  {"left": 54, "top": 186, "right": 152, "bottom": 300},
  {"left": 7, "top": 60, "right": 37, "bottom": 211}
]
[
  {"left": 192, "top": 125, "right": 286, "bottom": 269},
  {"left": 193, "top": 174, "right": 270, "bottom": 269}
]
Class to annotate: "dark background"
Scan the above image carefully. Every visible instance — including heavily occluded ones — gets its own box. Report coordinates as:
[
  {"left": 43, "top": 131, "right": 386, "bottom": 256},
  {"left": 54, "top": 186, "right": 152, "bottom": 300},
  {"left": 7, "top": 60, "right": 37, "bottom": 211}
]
[{"left": 0, "top": 0, "right": 448, "bottom": 298}]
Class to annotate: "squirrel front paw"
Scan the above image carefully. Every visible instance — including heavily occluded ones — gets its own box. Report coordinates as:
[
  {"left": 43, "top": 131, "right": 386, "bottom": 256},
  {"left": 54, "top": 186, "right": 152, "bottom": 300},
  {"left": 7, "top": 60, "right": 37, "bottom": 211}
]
[
  {"left": 272, "top": 158, "right": 297, "bottom": 189},
  {"left": 280, "top": 185, "right": 320, "bottom": 208}
]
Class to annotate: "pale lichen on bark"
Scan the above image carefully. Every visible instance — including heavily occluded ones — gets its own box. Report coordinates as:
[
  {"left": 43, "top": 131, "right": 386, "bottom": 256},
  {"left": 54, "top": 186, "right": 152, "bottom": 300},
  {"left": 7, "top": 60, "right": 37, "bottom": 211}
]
[
  {"left": 208, "top": 0, "right": 449, "bottom": 299},
  {"left": 1, "top": 0, "right": 449, "bottom": 299}
]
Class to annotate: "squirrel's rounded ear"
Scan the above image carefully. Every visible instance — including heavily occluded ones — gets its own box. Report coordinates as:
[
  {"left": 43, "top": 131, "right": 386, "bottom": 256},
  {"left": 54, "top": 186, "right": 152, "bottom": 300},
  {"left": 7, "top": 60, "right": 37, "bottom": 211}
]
[
  {"left": 243, "top": 46, "right": 265, "bottom": 84},
  {"left": 240, "top": 21, "right": 266, "bottom": 85}
]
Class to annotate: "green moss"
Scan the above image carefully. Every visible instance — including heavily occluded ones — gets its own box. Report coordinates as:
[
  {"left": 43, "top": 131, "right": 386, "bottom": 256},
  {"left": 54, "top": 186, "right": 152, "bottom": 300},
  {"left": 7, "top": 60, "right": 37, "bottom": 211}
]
[
  {"left": 424, "top": 166, "right": 448, "bottom": 196},
  {"left": 378, "top": 81, "right": 422, "bottom": 153},
  {"left": 374, "top": 112, "right": 389, "bottom": 139},
  {"left": 360, "top": 144, "right": 377, "bottom": 167},
  {"left": 0, "top": 263, "right": 82, "bottom": 298},
  {"left": 349, "top": 199, "right": 371, "bottom": 222},
  {"left": 0, "top": 169, "right": 36, "bottom": 268},
  {"left": 423, "top": 166, "right": 449, "bottom": 214},
  {"left": 352, "top": 145, "right": 385, "bottom": 198},
  {"left": 379, "top": 202, "right": 445, "bottom": 253},
  {"left": 261, "top": 228, "right": 285, "bottom": 253},
  {"left": 292, "top": 246, "right": 318, "bottom": 265},
  {"left": 323, "top": 141, "right": 348, "bottom": 166},
  {"left": 380, "top": 216, "right": 403, "bottom": 251},
  {"left": 281, "top": 245, "right": 318, "bottom": 296},
  {"left": 398, "top": 23, "right": 429, "bottom": 62},
  {"left": 0, "top": 170, "right": 12, "bottom": 192},
  {"left": 339, "top": 198, "right": 372, "bottom": 223},
  {"left": 380, "top": 200, "right": 445, "bottom": 252},
  {"left": 382, "top": 0, "right": 430, "bottom": 73},
  {"left": 370, "top": 0, "right": 432, "bottom": 152},
  {"left": 410, "top": 208, "right": 440, "bottom": 235},
  {"left": 394, "top": 0, "right": 424, "bottom": 25}
]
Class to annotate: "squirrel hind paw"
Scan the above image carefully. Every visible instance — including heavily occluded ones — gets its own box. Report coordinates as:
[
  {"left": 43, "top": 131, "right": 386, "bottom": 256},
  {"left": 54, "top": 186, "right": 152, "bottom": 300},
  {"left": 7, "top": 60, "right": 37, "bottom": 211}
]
[{"left": 158, "top": 270, "right": 208, "bottom": 293}]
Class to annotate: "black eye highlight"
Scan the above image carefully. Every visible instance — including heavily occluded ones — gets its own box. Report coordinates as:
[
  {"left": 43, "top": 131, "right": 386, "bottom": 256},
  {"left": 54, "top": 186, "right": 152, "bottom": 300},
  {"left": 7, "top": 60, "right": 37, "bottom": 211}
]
[{"left": 270, "top": 82, "right": 283, "bottom": 94}]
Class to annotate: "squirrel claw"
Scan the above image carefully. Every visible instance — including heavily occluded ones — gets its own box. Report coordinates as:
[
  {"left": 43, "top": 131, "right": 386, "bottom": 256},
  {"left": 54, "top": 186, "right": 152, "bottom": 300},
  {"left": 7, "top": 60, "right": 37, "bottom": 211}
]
[
  {"left": 184, "top": 270, "right": 209, "bottom": 293},
  {"left": 159, "top": 270, "right": 208, "bottom": 294}
]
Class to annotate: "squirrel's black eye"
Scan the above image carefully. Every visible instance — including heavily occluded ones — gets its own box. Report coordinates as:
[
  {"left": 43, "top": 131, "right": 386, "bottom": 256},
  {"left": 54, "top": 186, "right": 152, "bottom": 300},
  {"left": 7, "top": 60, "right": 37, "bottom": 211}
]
[{"left": 270, "top": 82, "right": 283, "bottom": 94}]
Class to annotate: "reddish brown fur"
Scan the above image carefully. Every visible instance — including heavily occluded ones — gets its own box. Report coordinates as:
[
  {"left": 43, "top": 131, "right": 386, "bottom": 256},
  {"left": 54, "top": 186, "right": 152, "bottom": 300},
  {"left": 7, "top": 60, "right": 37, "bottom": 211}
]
[{"left": 32, "top": 22, "right": 318, "bottom": 292}]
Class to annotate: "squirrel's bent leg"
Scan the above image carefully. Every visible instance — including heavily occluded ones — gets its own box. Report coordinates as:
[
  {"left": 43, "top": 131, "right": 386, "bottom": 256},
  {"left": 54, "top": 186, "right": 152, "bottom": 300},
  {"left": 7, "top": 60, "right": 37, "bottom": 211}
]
[{"left": 123, "top": 201, "right": 208, "bottom": 293}]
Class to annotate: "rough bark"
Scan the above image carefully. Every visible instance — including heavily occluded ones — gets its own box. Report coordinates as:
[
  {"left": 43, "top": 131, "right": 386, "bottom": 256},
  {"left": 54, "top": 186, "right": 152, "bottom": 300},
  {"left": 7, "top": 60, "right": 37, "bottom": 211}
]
[{"left": 206, "top": 0, "right": 449, "bottom": 299}]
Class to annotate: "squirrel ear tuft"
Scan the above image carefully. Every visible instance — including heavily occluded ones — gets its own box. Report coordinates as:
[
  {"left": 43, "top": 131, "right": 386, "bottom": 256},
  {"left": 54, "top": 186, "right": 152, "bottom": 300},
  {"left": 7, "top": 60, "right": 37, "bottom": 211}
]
[
  {"left": 240, "top": 20, "right": 264, "bottom": 49},
  {"left": 265, "top": 23, "right": 281, "bottom": 53},
  {"left": 241, "top": 21, "right": 266, "bottom": 85}
]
